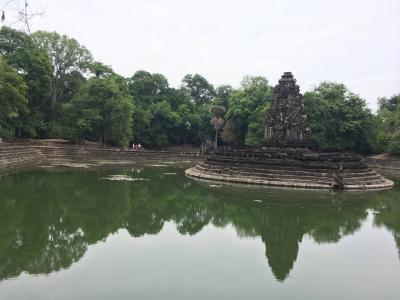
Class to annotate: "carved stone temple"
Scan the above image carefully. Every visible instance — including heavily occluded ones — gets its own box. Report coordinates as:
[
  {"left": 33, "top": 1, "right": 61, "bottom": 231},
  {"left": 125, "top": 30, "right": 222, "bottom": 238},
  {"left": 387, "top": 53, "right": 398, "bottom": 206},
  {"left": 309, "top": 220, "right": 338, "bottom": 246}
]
[
  {"left": 264, "top": 72, "right": 310, "bottom": 148},
  {"left": 186, "top": 72, "right": 393, "bottom": 190}
]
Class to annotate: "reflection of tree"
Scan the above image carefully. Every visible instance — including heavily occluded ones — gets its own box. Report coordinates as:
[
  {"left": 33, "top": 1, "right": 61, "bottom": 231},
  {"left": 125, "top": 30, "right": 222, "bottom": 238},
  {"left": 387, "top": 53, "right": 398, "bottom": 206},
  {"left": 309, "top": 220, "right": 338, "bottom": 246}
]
[
  {"left": 0, "top": 168, "right": 398, "bottom": 282},
  {"left": 372, "top": 187, "right": 400, "bottom": 258},
  {"left": 0, "top": 169, "right": 132, "bottom": 280},
  {"left": 125, "top": 189, "right": 165, "bottom": 237}
]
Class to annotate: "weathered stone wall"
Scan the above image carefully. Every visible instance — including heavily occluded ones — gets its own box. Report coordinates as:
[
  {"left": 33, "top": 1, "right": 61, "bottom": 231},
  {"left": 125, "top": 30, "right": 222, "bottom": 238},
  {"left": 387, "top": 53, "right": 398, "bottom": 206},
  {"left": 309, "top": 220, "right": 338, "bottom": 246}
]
[
  {"left": 0, "top": 145, "right": 43, "bottom": 170},
  {"left": 0, "top": 145, "right": 202, "bottom": 170},
  {"left": 365, "top": 156, "right": 400, "bottom": 182}
]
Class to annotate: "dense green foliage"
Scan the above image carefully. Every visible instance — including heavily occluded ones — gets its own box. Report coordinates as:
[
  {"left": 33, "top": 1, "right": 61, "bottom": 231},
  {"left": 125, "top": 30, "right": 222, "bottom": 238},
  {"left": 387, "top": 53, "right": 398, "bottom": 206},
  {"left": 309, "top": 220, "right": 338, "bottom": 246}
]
[
  {"left": 128, "top": 70, "right": 189, "bottom": 145},
  {"left": 0, "top": 57, "right": 27, "bottom": 137},
  {"left": 182, "top": 74, "right": 214, "bottom": 105},
  {"left": 32, "top": 31, "right": 93, "bottom": 110},
  {"left": 376, "top": 95, "right": 400, "bottom": 155},
  {"left": 62, "top": 75, "right": 134, "bottom": 147},
  {"left": 222, "top": 76, "right": 273, "bottom": 146},
  {"left": 304, "top": 82, "right": 377, "bottom": 153},
  {"left": 0, "top": 26, "right": 398, "bottom": 154},
  {"left": 0, "top": 27, "right": 52, "bottom": 137}
]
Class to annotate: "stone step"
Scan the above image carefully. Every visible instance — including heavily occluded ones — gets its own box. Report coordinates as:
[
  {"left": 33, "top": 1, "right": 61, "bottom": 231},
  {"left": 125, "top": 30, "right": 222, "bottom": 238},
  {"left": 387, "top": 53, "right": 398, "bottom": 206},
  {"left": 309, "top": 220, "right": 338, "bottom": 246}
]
[
  {"left": 38, "top": 153, "right": 197, "bottom": 159},
  {"left": 190, "top": 166, "right": 388, "bottom": 188},
  {"left": 195, "top": 165, "right": 335, "bottom": 180},
  {"left": 202, "top": 161, "right": 371, "bottom": 175},
  {"left": 0, "top": 150, "right": 39, "bottom": 157},
  {"left": 192, "top": 167, "right": 335, "bottom": 185},
  {"left": 43, "top": 155, "right": 196, "bottom": 161},
  {"left": 212, "top": 151, "right": 363, "bottom": 162},
  {"left": 0, "top": 146, "right": 200, "bottom": 170},
  {"left": 0, "top": 154, "right": 39, "bottom": 161},
  {"left": 345, "top": 179, "right": 386, "bottom": 185},
  {"left": 196, "top": 164, "right": 382, "bottom": 182},
  {"left": 344, "top": 180, "right": 394, "bottom": 189},
  {"left": 207, "top": 157, "right": 368, "bottom": 170},
  {"left": 0, "top": 157, "right": 43, "bottom": 168},
  {"left": 186, "top": 168, "right": 333, "bottom": 189}
]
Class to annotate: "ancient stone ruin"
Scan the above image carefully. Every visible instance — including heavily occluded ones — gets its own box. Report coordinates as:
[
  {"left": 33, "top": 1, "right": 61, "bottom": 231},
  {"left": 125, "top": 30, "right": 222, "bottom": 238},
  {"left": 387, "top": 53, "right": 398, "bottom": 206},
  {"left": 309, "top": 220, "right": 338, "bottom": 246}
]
[
  {"left": 186, "top": 72, "right": 394, "bottom": 190},
  {"left": 264, "top": 72, "right": 310, "bottom": 148}
]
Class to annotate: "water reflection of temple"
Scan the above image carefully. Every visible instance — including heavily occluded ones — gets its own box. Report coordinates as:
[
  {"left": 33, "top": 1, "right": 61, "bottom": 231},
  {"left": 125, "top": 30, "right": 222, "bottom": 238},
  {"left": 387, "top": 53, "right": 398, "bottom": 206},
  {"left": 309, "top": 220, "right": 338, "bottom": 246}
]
[
  {"left": 0, "top": 168, "right": 398, "bottom": 281},
  {"left": 260, "top": 216, "right": 302, "bottom": 281},
  {"left": 255, "top": 202, "right": 369, "bottom": 280}
]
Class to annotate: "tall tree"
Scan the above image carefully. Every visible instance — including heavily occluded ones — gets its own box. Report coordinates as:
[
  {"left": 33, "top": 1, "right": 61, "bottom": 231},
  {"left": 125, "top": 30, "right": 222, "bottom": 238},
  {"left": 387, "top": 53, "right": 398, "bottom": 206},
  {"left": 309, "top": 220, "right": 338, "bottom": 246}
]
[
  {"left": 57, "top": 71, "right": 86, "bottom": 103},
  {"left": 128, "top": 71, "right": 170, "bottom": 144},
  {"left": 376, "top": 94, "right": 400, "bottom": 155},
  {"left": 181, "top": 74, "right": 214, "bottom": 105},
  {"left": 0, "top": 26, "right": 52, "bottom": 137},
  {"left": 145, "top": 100, "right": 182, "bottom": 145},
  {"left": 128, "top": 70, "right": 169, "bottom": 106},
  {"left": 378, "top": 94, "right": 400, "bottom": 112},
  {"left": 223, "top": 76, "right": 272, "bottom": 145},
  {"left": 0, "top": 56, "right": 28, "bottom": 138},
  {"left": 210, "top": 105, "right": 225, "bottom": 147},
  {"left": 127, "top": 70, "right": 201, "bottom": 146},
  {"left": 214, "top": 85, "right": 233, "bottom": 110},
  {"left": 32, "top": 31, "right": 93, "bottom": 110},
  {"left": 64, "top": 75, "right": 134, "bottom": 147},
  {"left": 89, "top": 61, "right": 114, "bottom": 78}
]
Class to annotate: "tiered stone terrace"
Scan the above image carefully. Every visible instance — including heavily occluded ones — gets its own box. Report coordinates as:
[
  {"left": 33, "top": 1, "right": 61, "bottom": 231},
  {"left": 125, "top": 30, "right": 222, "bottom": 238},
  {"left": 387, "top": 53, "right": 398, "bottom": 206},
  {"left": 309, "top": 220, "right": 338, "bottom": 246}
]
[
  {"left": 0, "top": 144, "right": 200, "bottom": 170},
  {"left": 0, "top": 145, "right": 43, "bottom": 169},
  {"left": 185, "top": 148, "right": 394, "bottom": 190}
]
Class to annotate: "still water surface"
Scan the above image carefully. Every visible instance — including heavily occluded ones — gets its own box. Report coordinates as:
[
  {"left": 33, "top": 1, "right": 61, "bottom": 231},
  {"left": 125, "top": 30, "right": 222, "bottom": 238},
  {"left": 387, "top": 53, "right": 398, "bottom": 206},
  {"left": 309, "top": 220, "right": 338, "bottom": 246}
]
[{"left": 0, "top": 165, "right": 399, "bottom": 299}]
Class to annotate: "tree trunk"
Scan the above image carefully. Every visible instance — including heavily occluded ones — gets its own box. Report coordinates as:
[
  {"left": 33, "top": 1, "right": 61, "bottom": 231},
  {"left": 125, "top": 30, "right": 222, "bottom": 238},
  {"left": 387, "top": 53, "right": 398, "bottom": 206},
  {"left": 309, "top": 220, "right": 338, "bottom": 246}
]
[
  {"left": 215, "top": 129, "right": 218, "bottom": 147},
  {"left": 50, "top": 77, "right": 59, "bottom": 120}
]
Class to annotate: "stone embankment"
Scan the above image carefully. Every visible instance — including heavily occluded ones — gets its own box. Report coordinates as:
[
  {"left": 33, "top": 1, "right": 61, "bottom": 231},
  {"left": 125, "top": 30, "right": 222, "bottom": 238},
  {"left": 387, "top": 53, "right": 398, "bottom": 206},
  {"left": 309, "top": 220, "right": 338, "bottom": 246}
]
[
  {"left": 365, "top": 154, "right": 400, "bottom": 181},
  {"left": 0, "top": 145, "right": 43, "bottom": 169},
  {"left": 0, "top": 144, "right": 201, "bottom": 170},
  {"left": 186, "top": 148, "right": 394, "bottom": 190}
]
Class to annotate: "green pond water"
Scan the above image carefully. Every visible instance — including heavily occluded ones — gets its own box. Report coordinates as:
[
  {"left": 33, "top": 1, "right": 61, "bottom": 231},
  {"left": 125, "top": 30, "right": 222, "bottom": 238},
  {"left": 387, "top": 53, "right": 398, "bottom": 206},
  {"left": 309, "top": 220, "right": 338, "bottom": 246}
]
[{"left": 0, "top": 164, "right": 399, "bottom": 300}]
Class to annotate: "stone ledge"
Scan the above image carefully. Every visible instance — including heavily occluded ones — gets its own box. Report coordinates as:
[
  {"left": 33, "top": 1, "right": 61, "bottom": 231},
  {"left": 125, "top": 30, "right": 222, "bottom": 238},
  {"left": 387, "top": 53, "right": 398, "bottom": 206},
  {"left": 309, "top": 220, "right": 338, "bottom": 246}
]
[
  {"left": 0, "top": 145, "right": 202, "bottom": 170},
  {"left": 185, "top": 167, "right": 394, "bottom": 190}
]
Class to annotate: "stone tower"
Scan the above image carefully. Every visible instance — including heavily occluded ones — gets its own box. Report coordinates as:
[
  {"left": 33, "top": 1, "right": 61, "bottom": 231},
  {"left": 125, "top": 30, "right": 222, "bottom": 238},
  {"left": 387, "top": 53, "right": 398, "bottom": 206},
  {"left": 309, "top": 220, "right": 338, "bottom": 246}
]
[{"left": 264, "top": 72, "right": 310, "bottom": 148}]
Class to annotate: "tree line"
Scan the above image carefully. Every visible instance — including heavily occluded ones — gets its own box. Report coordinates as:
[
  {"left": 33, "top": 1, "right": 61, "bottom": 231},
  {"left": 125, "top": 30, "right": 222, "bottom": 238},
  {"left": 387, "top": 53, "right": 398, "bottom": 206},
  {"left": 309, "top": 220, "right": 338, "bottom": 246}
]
[{"left": 0, "top": 26, "right": 399, "bottom": 154}]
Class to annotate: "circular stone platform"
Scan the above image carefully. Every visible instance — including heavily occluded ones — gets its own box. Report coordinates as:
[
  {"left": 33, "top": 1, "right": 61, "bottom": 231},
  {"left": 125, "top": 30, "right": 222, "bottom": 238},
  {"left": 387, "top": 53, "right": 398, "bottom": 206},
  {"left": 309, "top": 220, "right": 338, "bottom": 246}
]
[{"left": 185, "top": 148, "right": 394, "bottom": 190}]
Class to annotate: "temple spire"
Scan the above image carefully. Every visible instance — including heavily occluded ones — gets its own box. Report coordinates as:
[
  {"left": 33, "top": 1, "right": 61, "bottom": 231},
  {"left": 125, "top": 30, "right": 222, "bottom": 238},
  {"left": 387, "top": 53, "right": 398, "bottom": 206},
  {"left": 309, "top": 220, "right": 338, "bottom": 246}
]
[{"left": 264, "top": 72, "right": 310, "bottom": 147}]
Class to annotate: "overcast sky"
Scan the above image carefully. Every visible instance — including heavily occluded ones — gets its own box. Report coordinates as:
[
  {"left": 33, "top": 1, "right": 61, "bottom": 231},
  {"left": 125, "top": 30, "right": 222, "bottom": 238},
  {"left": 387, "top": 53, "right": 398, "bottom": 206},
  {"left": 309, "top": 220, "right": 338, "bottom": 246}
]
[{"left": 4, "top": 0, "right": 400, "bottom": 110}]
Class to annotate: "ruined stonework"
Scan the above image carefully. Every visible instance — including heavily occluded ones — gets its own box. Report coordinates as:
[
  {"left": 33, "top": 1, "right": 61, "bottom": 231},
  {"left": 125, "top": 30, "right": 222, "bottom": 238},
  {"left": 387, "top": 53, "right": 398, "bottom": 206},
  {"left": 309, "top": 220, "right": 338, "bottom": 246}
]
[
  {"left": 185, "top": 71, "right": 394, "bottom": 190},
  {"left": 264, "top": 72, "right": 310, "bottom": 147}
]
